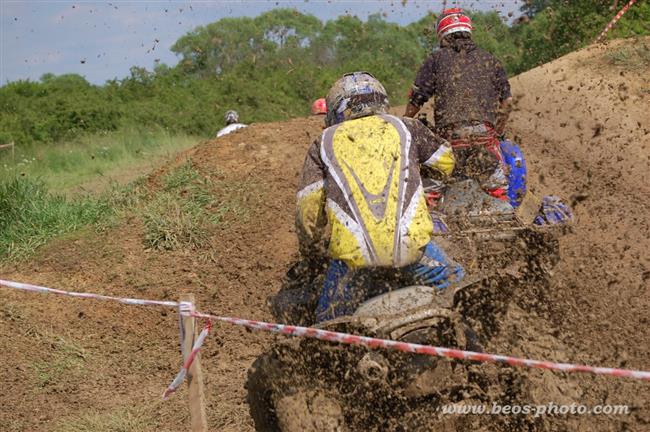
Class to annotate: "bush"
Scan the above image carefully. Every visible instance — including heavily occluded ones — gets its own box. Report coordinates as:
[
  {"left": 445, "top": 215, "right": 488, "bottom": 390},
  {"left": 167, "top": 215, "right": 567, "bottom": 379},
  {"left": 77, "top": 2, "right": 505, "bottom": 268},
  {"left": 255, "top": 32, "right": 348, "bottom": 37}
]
[{"left": 2, "top": 7, "right": 648, "bottom": 146}]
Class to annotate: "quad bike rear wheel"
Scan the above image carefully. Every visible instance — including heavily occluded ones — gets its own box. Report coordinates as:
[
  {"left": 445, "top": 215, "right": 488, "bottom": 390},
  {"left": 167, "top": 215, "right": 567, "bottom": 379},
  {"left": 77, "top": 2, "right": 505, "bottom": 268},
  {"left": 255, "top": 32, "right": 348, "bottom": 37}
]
[
  {"left": 247, "top": 351, "right": 280, "bottom": 431},
  {"left": 275, "top": 390, "right": 346, "bottom": 432},
  {"left": 247, "top": 346, "right": 347, "bottom": 432}
]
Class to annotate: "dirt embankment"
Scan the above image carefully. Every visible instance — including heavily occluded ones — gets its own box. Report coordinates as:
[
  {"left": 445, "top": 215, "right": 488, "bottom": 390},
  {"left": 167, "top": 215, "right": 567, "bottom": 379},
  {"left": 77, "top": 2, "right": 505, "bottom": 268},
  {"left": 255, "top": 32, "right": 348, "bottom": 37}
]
[
  {"left": 500, "top": 37, "right": 650, "bottom": 430},
  {"left": 508, "top": 38, "right": 649, "bottom": 372},
  {"left": 1, "top": 38, "right": 649, "bottom": 431}
]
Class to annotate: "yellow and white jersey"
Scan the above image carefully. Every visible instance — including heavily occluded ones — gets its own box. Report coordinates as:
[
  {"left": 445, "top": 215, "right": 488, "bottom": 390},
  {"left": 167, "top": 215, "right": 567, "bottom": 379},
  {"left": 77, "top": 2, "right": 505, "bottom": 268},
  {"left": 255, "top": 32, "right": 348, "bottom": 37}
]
[{"left": 297, "top": 114, "right": 454, "bottom": 268}]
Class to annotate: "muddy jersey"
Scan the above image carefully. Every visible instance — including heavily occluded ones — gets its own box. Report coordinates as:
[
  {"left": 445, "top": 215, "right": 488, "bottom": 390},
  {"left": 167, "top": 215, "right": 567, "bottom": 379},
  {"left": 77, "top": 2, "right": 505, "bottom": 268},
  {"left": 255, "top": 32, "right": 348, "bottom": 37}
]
[
  {"left": 296, "top": 114, "right": 454, "bottom": 268},
  {"left": 409, "top": 38, "right": 511, "bottom": 133}
]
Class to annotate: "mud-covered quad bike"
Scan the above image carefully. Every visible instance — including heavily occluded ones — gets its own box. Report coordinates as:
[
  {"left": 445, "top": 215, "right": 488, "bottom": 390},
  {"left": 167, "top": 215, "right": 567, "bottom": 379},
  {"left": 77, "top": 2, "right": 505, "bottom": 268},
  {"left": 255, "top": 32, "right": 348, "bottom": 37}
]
[{"left": 247, "top": 179, "right": 565, "bottom": 431}]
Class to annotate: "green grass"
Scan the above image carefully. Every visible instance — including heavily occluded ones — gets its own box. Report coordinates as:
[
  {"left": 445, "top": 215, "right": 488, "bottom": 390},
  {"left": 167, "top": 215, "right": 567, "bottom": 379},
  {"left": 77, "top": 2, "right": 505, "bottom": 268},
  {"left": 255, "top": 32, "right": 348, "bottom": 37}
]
[
  {"left": 140, "top": 161, "right": 258, "bottom": 251},
  {"left": 0, "top": 127, "right": 199, "bottom": 261},
  {"left": 141, "top": 161, "right": 219, "bottom": 251},
  {"left": 605, "top": 40, "right": 650, "bottom": 68},
  {"left": 31, "top": 334, "right": 88, "bottom": 388},
  {"left": 54, "top": 406, "right": 155, "bottom": 432},
  {"left": 140, "top": 192, "right": 212, "bottom": 251},
  {"left": 0, "top": 176, "right": 114, "bottom": 260},
  {"left": 0, "top": 140, "right": 256, "bottom": 260},
  {"left": 0, "top": 127, "right": 199, "bottom": 195},
  {"left": 0, "top": 161, "right": 254, "bottom": 260}
]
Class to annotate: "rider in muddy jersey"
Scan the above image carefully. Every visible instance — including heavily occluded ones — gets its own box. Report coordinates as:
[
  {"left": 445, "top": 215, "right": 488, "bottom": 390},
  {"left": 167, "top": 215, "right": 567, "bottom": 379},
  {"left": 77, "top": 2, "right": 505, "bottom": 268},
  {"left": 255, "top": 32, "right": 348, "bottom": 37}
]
[
  {"left": 297, "top": 115, "right": 454, "bottom": 267},
  {"left": 404, "top": 8, "right": 512, "bottom": 136},
  {"left": 405, "top": 8, "right": 517, "bottom": 203},
  {"left": 405, "top": 9, "right": 572, "bottom": 223},
  {"left": 406, "top": 35, "right": 512, "bottom": 135},
  {"left": 216, "top": 110, "right": 247, "bottom": 138},
  {"left": 296, "top": 72, "right": 464, "bottom": 322}
]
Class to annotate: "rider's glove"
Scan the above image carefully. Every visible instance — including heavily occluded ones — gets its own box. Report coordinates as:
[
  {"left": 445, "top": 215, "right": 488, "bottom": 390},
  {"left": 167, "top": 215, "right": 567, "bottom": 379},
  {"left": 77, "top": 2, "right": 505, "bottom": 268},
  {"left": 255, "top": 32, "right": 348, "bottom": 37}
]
[
  {"left": 534, "top": 195, "right": 573, "bottom": 225},
  {"left": 412, "top": 242, "right": 465, "bottom": 290}
]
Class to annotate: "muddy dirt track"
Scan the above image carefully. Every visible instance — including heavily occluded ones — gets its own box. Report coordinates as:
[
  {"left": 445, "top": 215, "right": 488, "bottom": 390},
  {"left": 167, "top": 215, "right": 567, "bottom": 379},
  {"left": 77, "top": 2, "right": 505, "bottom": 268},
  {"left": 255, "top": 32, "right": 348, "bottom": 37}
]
[{"left": 1, "top": 38, "right": 649, "bottom": 431}]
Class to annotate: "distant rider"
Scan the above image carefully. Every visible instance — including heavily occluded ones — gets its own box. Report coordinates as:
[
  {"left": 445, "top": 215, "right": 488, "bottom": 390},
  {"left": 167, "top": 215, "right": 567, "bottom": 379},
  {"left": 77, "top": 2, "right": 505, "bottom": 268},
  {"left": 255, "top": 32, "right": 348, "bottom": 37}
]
[
  {"left": 404, "top": 8, "right": 570, "bottom": 224},
  {"left": 404, "top": 8, "right": 519, "bottom": 202},
  {"left": 311, "top": 98, "right": 327, "bottom": 116},
  {"left": 296, "top": 72, "right": 465, "bottom": 322},
  {"left": 216, "top": 110, "right": 247, "bottom": 138}
]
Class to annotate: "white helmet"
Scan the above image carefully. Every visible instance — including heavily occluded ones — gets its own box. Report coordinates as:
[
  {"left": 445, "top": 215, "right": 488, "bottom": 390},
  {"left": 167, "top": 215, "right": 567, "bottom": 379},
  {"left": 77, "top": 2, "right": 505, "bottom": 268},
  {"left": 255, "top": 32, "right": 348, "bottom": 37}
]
[
  {"left": 224, "top": 110, "right": 239, "bottom": 125},
  {"left": 325, "top": 72, "right": 390, "bottom": 127}
]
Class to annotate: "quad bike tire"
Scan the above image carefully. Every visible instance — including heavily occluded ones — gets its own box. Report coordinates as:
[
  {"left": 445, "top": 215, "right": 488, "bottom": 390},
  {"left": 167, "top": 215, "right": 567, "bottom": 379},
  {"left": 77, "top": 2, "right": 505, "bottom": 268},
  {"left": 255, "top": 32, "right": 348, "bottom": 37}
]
[
  {"left": 276, "top": 390, "right": 346, "bottom": 432},
  {"left": 247, "top": 349, "right": 347, "bottom": 432}
]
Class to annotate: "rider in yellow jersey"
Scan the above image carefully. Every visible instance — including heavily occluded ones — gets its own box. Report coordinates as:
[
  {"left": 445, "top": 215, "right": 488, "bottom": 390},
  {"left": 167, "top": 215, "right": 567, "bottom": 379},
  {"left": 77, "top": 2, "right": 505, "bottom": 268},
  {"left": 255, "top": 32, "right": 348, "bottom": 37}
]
[{"left": 296, "top": 72, "right": 465, "bottom": 322}]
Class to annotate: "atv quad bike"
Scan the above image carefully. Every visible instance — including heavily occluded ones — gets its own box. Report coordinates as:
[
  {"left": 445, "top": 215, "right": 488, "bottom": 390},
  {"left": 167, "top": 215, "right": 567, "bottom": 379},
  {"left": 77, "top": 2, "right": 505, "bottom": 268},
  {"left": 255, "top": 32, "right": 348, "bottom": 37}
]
[{"left": 248, "top": 179, "right": 564, "bottom": 431}]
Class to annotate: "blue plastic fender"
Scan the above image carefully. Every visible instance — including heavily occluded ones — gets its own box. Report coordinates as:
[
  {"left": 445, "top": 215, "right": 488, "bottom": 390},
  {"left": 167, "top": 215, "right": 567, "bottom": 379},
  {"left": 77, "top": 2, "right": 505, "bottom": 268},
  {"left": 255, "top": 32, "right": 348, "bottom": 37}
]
[{"left": 500, "top": 140, "right": 527, "bottom": 208}]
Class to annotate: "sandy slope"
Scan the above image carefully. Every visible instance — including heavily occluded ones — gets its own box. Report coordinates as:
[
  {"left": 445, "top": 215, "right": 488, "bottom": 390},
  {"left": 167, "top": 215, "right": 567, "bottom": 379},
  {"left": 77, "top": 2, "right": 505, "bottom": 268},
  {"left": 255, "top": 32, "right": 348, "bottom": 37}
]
[
  {"left": 1, "top": 38, "right": 648, "bottom": 431},
  {"left": 503, "top": 37, "right": 650, "bottom": 430}
]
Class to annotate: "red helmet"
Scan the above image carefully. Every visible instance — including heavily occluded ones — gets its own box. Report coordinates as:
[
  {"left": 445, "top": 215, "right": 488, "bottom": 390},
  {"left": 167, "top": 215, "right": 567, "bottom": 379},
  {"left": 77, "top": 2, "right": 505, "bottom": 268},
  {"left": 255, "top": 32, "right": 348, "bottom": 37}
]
[
  {"left": 311, "top": 98, "right": 327, "bottom": 115},
  {"left": 436, "top": 8, "right": 473, "bottom": 39}
]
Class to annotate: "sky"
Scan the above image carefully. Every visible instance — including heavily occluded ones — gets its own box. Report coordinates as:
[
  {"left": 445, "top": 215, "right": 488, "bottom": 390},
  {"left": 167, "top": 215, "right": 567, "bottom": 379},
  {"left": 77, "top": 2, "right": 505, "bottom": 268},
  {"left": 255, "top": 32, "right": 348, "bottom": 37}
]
[{"left": 1, "top": 1, "right": 525, "bottom": 85}]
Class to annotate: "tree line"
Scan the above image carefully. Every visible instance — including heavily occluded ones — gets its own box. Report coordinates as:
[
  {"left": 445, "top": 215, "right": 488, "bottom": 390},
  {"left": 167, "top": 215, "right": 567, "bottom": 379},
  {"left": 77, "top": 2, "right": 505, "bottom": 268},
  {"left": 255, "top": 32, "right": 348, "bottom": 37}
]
[{"left": 1, "top": 1, "right": 648, "bottom": 146}]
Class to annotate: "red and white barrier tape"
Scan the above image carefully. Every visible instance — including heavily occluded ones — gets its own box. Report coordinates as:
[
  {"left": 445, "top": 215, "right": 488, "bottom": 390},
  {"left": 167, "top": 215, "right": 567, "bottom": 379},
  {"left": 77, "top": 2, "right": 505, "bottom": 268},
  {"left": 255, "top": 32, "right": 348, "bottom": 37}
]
[
  {"left": 0, "top": 279, "right": 179, "bottom": 308},
  {"left": 3, "top": 279, "right": 648, "bottom": 390},
  {"left": 188, "top": 311, "right": 650, "bottom": 382},
  {"left": 595, "top": 0, "right": 638, "bottom": 43},
  {"left": 163, "top": 320, "right": 212, "bottom": 400}
]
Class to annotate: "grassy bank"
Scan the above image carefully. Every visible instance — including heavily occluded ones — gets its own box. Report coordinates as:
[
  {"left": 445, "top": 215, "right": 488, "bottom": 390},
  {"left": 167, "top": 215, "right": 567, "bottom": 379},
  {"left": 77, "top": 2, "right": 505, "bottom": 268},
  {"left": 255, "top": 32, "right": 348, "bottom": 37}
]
[
  {"left": 0, "top": 128, "right": 199, "bottom": 195},
  {"left": 0, "top": 129, "right": 206, "bottom": 261},
  {"left": 0, "top": 177, "right": 113, "bottom": 260},
  {"left": 0, "top": 158, "right": 252, "bottom": 261}
]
